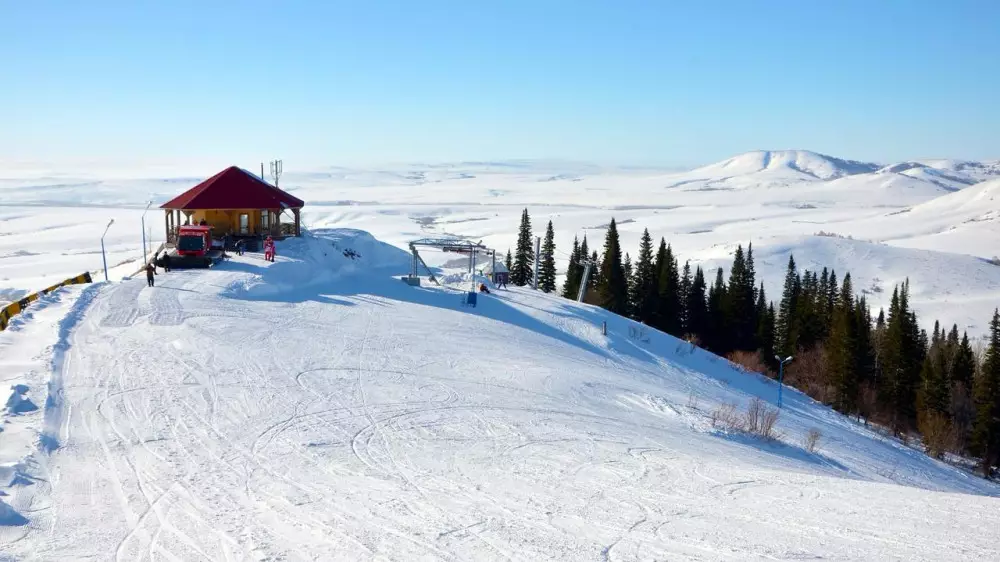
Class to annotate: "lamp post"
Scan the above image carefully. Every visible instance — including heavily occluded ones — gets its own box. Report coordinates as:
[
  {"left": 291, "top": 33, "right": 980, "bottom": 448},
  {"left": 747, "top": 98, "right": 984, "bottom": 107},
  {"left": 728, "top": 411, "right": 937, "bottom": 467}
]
[
  {"left": 774, "top": 354, "right": 794, "bottom": 407},
  {"left": 101, "top": 218, "right": 115, "bottom": 282},
  {"left": 140, "top": 201, "right": 152, "bottom": 265}
]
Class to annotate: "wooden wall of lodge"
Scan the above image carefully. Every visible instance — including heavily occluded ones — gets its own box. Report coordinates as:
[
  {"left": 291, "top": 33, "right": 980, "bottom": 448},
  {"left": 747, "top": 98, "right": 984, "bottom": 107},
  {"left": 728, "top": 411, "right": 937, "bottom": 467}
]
[{"left": 164, "top": 208, "right": 301, "bottom": 240}]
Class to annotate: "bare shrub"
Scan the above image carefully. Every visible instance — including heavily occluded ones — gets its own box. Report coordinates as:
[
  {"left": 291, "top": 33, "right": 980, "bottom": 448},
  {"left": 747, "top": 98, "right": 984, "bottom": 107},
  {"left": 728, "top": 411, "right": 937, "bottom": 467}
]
[
  {"left": 858, "top": 383, "right": 879, "bottom": 426},
  {"left": 803, "top": 428, "right": 822, "bottom": 453},
  {"left": 686, "top": 392, "right": 699, "bottom": 410},
  {"left": 745, "top": 397, "right": 781, "bottom": 441},
  {"left": 711, "top": 402, "right": 743, "bottom": 432},
  {"left": 726, "top": 350, "right": 772, "bottom": 377},
  {"left": 784, "top": 346, "right": 831, "bottom": 404},
  {"left": 918, "top": 412, "right": 959, "bottom": 459}
]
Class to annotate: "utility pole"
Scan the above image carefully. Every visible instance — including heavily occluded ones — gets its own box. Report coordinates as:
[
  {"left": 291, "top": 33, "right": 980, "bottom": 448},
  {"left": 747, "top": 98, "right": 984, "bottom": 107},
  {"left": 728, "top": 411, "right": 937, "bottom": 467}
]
[
  {"left": 261, "top": 162, "right": 265, "bottom": 180},
  {"left": 491, "top": 250, "right": 497, "bottom": 285},
  {"left": 532, "top": 236, "right": 540, "bottom": 290},
  {"left": 140, "top": 201, "right": 151, "bottom": 265},
  {"left": 577, "top": 261, "right": 593, "bottom": 302}
]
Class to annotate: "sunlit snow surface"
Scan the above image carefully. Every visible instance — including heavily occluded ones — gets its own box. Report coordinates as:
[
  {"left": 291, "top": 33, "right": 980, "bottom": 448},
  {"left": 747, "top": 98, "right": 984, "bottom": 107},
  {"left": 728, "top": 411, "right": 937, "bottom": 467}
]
[{"left": 1, "top": 154, "right": 999, "bottom": 560}]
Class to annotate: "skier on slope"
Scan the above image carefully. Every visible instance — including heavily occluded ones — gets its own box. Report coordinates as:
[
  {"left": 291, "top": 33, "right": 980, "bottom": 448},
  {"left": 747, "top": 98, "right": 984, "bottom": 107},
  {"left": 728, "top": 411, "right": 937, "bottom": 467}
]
[{"left": 145, "top": 261, "right": 157, "bottom": 287}]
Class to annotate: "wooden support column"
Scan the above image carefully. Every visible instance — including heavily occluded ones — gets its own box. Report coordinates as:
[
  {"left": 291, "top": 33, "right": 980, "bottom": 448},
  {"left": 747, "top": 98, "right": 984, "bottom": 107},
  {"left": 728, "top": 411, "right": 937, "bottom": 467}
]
[
  {"left": 165, "top": 209, "right": 171, "bottom": 242},
  {"left": 294, "top": 208, "right": 301, "bottom": 236}
]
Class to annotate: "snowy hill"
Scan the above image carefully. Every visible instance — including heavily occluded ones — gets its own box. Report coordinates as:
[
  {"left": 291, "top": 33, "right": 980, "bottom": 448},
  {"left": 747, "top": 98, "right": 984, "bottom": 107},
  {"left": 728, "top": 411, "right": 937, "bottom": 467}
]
[
  {"left": 1, "top": 229, "right": 998, "bottom": 560},
  {"left": 690, "top": 150, "right": 880, "bottom": 181}
]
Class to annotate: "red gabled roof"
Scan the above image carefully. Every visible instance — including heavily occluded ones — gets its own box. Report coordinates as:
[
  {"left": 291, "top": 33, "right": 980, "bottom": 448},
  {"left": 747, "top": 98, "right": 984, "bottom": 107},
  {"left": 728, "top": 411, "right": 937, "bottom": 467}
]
[{"left": 160, "top": 166, "right": 305, "bottom": 210}]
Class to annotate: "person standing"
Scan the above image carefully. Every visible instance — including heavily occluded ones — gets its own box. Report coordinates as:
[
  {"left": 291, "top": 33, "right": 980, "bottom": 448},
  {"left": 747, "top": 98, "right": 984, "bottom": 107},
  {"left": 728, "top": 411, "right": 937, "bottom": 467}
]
[
  {"left": 145, "top": 261, "right": 157, "bottom": 287},
  {"left": 162, "top": 252, "right": 171, "bottom": 272}
]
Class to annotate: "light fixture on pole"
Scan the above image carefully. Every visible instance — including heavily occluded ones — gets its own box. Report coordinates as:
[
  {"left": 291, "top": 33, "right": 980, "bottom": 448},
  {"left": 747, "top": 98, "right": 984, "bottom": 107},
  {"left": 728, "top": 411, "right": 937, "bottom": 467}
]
[
  {"left": 141, "top": 201, "right": 152, "bottom": 265},
  {"left": 101, "top": 218, "right": 115, "bottom": 282},
  {"left": 774, "top": 355, "right": 794, "bottom": 407}
]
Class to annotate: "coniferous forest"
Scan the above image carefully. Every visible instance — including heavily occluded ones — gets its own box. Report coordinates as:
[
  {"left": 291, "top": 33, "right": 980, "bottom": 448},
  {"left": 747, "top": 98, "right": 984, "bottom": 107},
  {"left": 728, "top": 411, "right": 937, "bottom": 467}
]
[{"left": 510, "top": 209, "right": 1000, "bottom": 478}]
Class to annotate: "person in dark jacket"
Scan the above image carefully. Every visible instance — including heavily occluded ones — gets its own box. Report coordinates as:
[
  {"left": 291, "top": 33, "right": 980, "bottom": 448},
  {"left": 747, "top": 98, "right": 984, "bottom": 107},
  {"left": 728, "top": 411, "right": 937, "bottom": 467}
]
[
  {"left": 145, "top": 262, "right": 157, "bottom": 287},
  {"left": 161, "top": 252, "right": 171, "bottom": 272}
]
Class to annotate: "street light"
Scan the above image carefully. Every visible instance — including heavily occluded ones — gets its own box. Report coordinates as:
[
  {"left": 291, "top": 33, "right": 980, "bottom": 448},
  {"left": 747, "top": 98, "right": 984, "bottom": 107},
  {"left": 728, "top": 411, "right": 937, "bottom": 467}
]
[
  {"left": 140, "top": 201, "right": 152, "bottom": 265},
  {"left": 774, "top": 354, "right": 794, "bottom": 407},
  {"left": 101, "top": 218, "right": 115, "bottom": 282}
]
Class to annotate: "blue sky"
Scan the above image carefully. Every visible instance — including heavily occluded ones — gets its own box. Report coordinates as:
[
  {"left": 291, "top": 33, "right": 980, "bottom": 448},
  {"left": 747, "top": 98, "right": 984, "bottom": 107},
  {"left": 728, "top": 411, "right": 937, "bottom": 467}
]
[{"left": 3, "top": 0, "right": 999, "bottom": 168}]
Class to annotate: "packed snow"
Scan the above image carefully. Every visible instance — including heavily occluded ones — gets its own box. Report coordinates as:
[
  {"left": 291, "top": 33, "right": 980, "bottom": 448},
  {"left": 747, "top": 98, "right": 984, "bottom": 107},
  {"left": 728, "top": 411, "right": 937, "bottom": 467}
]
[{"left": 2, "top": 152, "right": 1000, "bottom": 560}]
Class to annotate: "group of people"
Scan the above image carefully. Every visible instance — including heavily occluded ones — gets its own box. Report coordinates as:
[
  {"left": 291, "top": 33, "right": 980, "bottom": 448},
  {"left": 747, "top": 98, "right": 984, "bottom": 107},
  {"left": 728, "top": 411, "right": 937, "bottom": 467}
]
[
  {"left": 145, "top": 251, "right": 171, "bottom": 287},
  {"left": 144, "top": 235, "right": 277, "bottom": 288}
]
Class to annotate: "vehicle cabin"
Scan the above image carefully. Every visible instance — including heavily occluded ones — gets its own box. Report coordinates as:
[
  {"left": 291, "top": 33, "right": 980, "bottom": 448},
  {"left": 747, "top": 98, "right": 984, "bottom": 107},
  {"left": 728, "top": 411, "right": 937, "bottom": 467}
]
[
  {"left": 160, "top": 166, "right": 305, "bottom": 247},
  {"left": 175, "top": 225, "right": 213, "bottom": 256}
]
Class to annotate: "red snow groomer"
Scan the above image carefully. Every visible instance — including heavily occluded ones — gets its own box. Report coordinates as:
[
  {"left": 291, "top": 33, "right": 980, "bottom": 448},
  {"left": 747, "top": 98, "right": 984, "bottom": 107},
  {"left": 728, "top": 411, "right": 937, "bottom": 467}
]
[{"left": 176, "top": 225, "right": 213, "bottom": 257}]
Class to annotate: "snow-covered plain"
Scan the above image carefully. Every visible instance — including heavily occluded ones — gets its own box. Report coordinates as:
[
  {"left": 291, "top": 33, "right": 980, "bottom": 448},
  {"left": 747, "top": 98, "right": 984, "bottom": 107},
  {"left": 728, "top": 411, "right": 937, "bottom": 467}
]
[
  {"left": 3, "top": 150, "right": 998, "bottom": 332},
  {"left": 2, "top": 151, "right": 1000, "bottom": 560}
]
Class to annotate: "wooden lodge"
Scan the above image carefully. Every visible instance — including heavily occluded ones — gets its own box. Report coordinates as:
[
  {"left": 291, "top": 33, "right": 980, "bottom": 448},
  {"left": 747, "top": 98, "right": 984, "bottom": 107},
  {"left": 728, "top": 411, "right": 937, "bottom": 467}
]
[{"left": 160, "top": 166, "right": 304, "bottom": 245}]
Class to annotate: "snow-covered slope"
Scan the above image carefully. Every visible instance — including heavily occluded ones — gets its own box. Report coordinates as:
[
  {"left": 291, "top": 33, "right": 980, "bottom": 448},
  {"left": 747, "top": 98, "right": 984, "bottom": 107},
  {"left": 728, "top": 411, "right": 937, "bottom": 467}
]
[
  {"left": 690, "top": 150, "right": 880, "bottom": 181},
  {"left": 1, "top": 229, "right": 998, "bottom": 560}
]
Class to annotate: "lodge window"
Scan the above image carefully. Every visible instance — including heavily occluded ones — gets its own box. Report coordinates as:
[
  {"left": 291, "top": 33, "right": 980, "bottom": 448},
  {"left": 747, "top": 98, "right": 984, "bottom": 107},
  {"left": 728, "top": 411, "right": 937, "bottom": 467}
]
[{"left": 239, "top": 213, "right": 249, "bottom": 235}]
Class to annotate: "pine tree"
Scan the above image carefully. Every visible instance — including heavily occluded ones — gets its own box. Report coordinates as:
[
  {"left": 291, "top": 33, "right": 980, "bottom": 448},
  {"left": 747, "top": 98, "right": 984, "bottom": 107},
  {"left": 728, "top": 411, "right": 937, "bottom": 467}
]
[
  {"left": 538, "top": 220, "right": 557, "bottom": 293},
  {"left": 623, "top": 253, "right": 634, "bottom": 315},
  {"left": 776, "top": 255, "right": 800, "bottom": 357},
  {"left": 562, "top": 236, "right": 582, "bottom": 299},
  {"left": 758, "top": 299, "right": 777, "bottom": 363},
  {"left": 952, "top": 331, "right": 977, "bottom": 388},
  {"left": 972, "top": 309, "right": 1000, "bottom": 477},
  {"left": 655, "top": 241, "right": 682, "bottom": 336},
  {"left": 597, "top": 218, "right": 628, "bottom": 314},
  {"left": 828, "top": 274, "right": 858, "bottom": 413},
  {"left": 504, "top": 249, "right": 513, "bottom": 273},
  {"left": 629, "top": 229, "right": 658, "bottom": 324},
  {"left": 511, "top": 209, "right": 534, "bottom": 286},
  {"left": 724, "top": 244, "right": 756, "bottom": 351},
  {"left": 920, "top": 319, "right": 951, "bottom": 419},
  {"left": 679, "top": 261, "right": 693, "bottom": 334},
  {"left": 706, "top": 268, "right": 728, "bottom": 353},
  {"left": 687, "top": 266, "right": 708, "bottom": 342}
]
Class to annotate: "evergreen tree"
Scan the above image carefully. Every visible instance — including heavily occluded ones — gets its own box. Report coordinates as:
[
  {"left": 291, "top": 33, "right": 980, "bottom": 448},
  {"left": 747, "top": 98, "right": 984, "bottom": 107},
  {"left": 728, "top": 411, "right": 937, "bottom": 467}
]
[
  {"left": 589, "top": 250, "right": 600, "bottom": 288},
  {"left": 623, "top": 253, "right": 634, "bottom": 315},
  {"left": 655, "top": 241, "right": 682, "bottom": 336},
  {"left": 776, "top": 255, "right": 801, "bottom": 357},
  {"left": 706, "top": 268, "right": 728, "bottom": 353},
  {"left": 629, "top": 229, "right": 658, "bottom": 324},
  {"left": 511, "top": 209, "right": 534, "bottom": 286},
  {"left": 504, "top": 249, "right": 513, "bottom": 273},
  {"left": 952, "top": 331, "right": 977, "bottom": 388},
  {"left": 972, "top": 309, "right": 1000, "bottom": 477},
  {"left": 597, "top": 218, "right": 628, "bottom": 314},
  {"left": 757, "top": 299, "right": 777, "bottom": 364},
  {"left": 538, "top": 220, "right": 557, "bottom": 293},
  {"left": 678, "top": 261, "right": 693, "bottom": 333},
  {"left": 562, "top": 236, "right": 582, "bottom": 299},
  {"left": 725, "top": 245, "right": 755, "bottom": 351},
  {"left": 828, "top": 273, "right": 858, "bottom": 413},
  {"left": 687, "top": 266, "right": 708, "bottom": 341}
]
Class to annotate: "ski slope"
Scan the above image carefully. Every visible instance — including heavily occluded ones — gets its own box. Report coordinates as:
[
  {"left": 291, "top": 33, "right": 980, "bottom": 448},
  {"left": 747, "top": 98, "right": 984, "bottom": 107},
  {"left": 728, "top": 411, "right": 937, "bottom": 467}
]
[{"left": 1, "top": 229, "right": 998, "bottom": 561}]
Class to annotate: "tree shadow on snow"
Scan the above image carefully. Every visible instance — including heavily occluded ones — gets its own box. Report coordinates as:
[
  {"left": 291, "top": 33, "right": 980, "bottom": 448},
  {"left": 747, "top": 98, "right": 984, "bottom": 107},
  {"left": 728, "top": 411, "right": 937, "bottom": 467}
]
[{"left": 713, "top": 430, "right": 850, "bottom": 473}]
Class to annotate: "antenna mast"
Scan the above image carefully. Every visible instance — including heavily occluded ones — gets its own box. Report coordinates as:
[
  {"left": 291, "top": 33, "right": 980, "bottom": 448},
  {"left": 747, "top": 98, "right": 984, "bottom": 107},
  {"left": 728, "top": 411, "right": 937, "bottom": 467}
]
[{"left": 269, "top": 159, "right": 283, "bottom": 187}]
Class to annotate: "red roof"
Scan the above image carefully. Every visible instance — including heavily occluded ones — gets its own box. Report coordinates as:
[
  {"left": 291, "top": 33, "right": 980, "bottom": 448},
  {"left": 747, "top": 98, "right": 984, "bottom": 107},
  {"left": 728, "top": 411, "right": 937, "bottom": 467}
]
[{"left": 160, "top": 166, "right": 305, "bottom": 210}]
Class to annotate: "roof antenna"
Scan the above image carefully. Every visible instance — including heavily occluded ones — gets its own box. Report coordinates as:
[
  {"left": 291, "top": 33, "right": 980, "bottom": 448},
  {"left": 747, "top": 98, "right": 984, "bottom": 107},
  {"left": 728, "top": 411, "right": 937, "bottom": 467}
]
[{"left": 269, "top": 159, "right": 283, "bottom": 187}]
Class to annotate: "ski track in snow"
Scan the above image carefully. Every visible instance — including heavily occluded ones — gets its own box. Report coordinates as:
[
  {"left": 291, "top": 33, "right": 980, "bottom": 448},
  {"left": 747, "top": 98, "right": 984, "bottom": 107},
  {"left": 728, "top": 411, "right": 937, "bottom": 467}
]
[{"left": 0, "top": 231, "right": 998, "bottom": 561}]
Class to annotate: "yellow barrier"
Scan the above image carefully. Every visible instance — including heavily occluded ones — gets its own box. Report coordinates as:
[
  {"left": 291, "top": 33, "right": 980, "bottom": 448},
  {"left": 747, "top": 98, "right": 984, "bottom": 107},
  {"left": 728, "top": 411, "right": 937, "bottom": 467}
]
[{"left": 0, "top": 272, "right": 93, "bottom": 331}]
